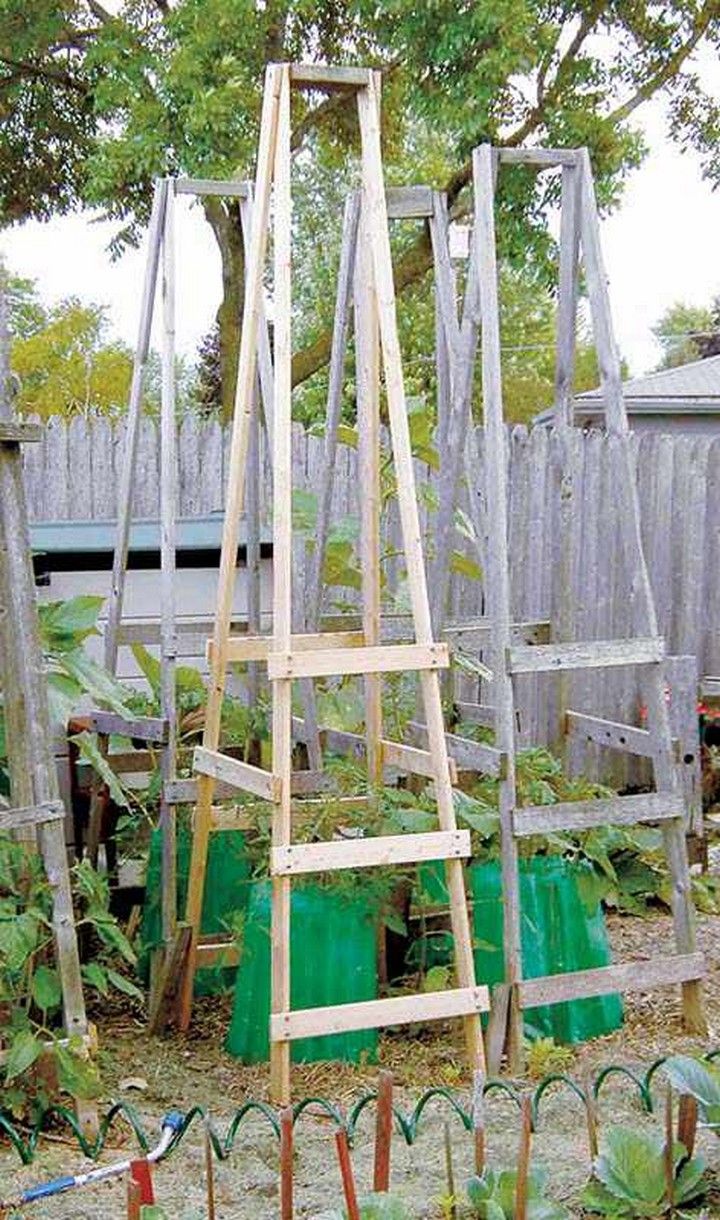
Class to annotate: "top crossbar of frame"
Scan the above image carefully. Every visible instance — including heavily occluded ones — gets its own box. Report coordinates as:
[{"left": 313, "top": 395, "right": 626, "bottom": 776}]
[
  {"left": 175, "top": 178, "right": 250, "bottom": 198},
  {"left": 289, "top": 63, "right": 372, "bottom": 91},
  {"left": 497, "top": 148, "right": 581, "bottom": 167}
]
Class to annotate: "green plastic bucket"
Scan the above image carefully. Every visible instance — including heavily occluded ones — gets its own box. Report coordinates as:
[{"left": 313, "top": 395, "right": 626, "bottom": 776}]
[
  {"left": 138, "top": 826, "right": 251, "bottom": 996},
  {"left": 226, "top": 881, "right": 378, "bottom": 1064},
  {"left": 470, "top": 857, "right": 623, "bottom": 1043}
]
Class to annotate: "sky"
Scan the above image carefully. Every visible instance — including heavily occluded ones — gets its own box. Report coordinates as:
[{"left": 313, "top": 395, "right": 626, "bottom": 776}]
[{"left": 1, "top": 94, "right": 718, "bottom": 377}]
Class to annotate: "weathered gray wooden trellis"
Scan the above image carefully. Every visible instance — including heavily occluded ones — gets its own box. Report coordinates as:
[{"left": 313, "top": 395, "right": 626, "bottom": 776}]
[
  {"left": 180, "top": 63, "right": 489, "bottom": 1105},
  {"left": 467, "top": 145, "right": 706, "bottom": 1068},
  {"left": 85, "top": 170, "right": 281, "bottom": 1020},
  {"left": 0, "top": 283, "right": 96, "bottom": 1133}
]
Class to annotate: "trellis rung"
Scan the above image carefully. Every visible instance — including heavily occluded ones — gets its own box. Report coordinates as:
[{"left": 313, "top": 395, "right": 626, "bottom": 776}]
[
  {"left": 271, "top": 986, "right": 490, "bottom": 1042},
  {"left": 267, "top": 642, "right": 449, "bottom": 680},
  {"left": 509, "top": 636, "right": 664, "bottom": 674},
  {"left": 193, "top": 747, "right": 281, "bottom": 801},
  {"left": 513, "top": 792, "right": 684, "bottom": 837},
  {"left": 518, "top": 953, "right": 704, "bottom": 1007},
  {"left": 272, "top": 829, "right": 471, "bottom": 876}
]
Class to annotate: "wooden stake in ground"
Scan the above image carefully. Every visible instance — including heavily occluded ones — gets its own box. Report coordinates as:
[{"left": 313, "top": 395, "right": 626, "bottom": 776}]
[
  {"left": 335, "top": 1128, "right": 361, "bottom": 1220},
  {"left": 373, "top": 1071, "right": 394, "bottom": 1192},
  {"left": 0, "top": 279, "right": 97, "bottom": 1136},
  {"left": 279, "top": 1107, "right": 294, "bottom": 1220}
]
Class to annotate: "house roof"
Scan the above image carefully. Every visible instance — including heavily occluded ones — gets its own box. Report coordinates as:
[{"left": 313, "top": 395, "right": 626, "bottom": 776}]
[
  {"left": 576, "top": 354, "right": 720, "bottom": 408},
  {"left": 535, "top": 354, "right": 720, "bottom": 424}
]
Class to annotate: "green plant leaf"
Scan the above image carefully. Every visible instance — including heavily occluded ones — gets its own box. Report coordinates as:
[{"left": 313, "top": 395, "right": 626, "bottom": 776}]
[
  {"left": 71, "top": 731, "right": 133, "bottom": 810},
  {"left": 106, "top": 967, "right": 144, "bottom": 1001},
  {"left": 59, "top": 647, "right": 133, "bottom": 717},
  {"left": 82, "top": 961, "right": 109, "bottom": 996},
  {"left": 5, "top": 1029, "right": 43, "bottom": 1082},
  {"left": 663, "top": 1056, "right": 720, "bottom": 1128},
  {"left": 54, "top": 1042, "right": 102, "bottom": 1100},
  {"left": 31, "top": 964, "right": 62, "bottom": 1012},
  {"left": 39, "top": 596, "right": 104, "bottom": 647},
  {"left": 130, "top": 642, "right": 162, "bottom": 701},
  {"left": 595, "top": 1127, "right": 667, "bottom": 1207}
]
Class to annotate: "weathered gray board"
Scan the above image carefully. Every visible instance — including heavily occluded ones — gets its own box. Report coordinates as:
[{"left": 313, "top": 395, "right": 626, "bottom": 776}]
[{"left": 22, "top": 417, "right": 717, "bottom": 784}]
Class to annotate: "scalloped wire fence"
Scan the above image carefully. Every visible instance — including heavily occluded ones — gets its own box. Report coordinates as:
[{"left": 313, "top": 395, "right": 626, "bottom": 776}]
[{"left": 2, "top": 1049, "right": 718, "bottom": 1168}]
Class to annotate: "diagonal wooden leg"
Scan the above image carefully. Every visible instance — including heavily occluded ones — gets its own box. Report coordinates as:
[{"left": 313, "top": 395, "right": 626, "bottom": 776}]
[
  {"left": 357, "top": 72, "right": 485, "bottom": 1076},
  {"left": 178, "top": 65, "right": 283, "bottom": 1031}
]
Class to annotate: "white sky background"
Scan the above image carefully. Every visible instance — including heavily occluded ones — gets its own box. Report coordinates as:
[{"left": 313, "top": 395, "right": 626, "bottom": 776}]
[{"left": 1, "top": 76, "right": 719, "bottom": 376}]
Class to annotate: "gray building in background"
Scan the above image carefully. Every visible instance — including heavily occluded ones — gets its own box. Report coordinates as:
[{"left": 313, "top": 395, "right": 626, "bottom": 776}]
[{"left": 536, "top": 354, "right": 720, "bottom": 434}]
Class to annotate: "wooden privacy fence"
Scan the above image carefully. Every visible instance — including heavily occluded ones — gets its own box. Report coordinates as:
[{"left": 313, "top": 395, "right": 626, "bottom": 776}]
[{"left": 22, "top": 415, "right": 719, "bottom": 777}]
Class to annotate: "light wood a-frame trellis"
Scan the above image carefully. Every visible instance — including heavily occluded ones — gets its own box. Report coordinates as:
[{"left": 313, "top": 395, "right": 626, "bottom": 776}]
[
  {"left": 471, "top": 145, "right": 706, "bottom": 1068},
  {"left": 0, "top": 283, "right": 96, "bottom": 1133},
  {"left": 180, "top": 63, "right": 488, "bottom": 1103}
]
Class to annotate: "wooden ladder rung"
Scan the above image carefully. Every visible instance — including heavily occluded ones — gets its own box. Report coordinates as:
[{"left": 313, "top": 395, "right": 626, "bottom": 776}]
[
  {"left": 1, "top": 800, "right": 65, "bottom": 833},
  {"left": 267, "top": 642, "right": 449, "bottom": 680},
  {"left": 193, "top": 746, "right": 281, "bottom": 801},
  {"left": 509, "top": 636, "right": 665, "bottom": 673},
  {"left": 408, "top": 721, "right": 506, "bottom": 778},
  {"left": 174, "top": 177, "right": 250, "bottom": 198},
  {"left": 518, "top": 952, "right": 705, "bottom": 1008},
  {"left": 513, "top": 792, "right": 684, "bottom": 837},
  {"left": 271, "top": 986, "right": 490, "bottom": 1042},
  {"left": 565, "top": 710, "right": 656, "bottom": 757},
  {"left": 272, "top": 829, "right": 471, "bottom": 876},
  {"left": 289, "top": 64, "right": 370, "bottom": 91},
  {"left": 216, "top": 629, "right": 365, "bottom": 664},
  {"left": 83, "top": 710, "right": 169, "bottom": 743}
]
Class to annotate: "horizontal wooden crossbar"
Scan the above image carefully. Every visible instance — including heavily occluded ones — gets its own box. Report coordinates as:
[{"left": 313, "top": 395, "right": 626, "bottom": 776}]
[
  {"left": 509, "top": 637, "right": 664, "bottom": 674},
  {"left": 518, "top": 952, "right": 704, "bottom": 1007},
  {"left": 497, "top": 148, "right": 580, "bottom": 167},
  {"left": 84, "top": 709, "right": 169, "bottom": 743},
  {"left": 174, "top": 177, "right": 249, "bottom": 197},
  {"left": 409, "top": 721, "right": 506, "bottom": 778},
  {"left": 0, "top": 421, "right": 42, "bottom": 443},
  {"left": 386, "top": 185, "right": 434, "bottom": 219},
  {"left": 443, "top": 619, "right": 550, "bottom": 649},
  {"left": 271, "top": 830, "right": 471, "bottom": 876},
  {"left": 513, "top": 792, "right": 684, "bottom": 837},
  {"left": 291, "top": 718, "right": 459, "bottom": 783},
  {"left": 289, "top": 64, "right": 370, "bottom": 90},
  {"left": 566, "top": 710, "right": 659, "bottom": 758},
  {"left": 194, "top": 747, "right": 281, "bottom": 801},
  {"left": 267, "top": 642, "right": 449, "bottom": 680},
  {"left": 0, "top": 800, "right": 65, "bottom": 832},
  {"left": 271, "top": 986, "right": 490, "bottom": 1041},
  {"left": 218, "top": 630, "right": 365, "bottom": 664}
]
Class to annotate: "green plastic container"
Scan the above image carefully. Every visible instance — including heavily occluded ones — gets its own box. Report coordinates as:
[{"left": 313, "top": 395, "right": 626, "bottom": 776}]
[
  {"left": 470, "top": 857, "right": 623, "bottom": 1043},
  {"left": 139, "top": 827, "right": 251, "bottom": 996},
  {"left": 226, "top": 881, "right": 378, "bottom": 1064}
]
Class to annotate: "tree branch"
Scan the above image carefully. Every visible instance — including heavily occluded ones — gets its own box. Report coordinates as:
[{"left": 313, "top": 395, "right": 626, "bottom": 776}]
[
  {"left": 0, "top": 56, "right": 89, "bottom": 95},
  {"left": 608, "top": 2, "right": 720, "bottom": 124}
]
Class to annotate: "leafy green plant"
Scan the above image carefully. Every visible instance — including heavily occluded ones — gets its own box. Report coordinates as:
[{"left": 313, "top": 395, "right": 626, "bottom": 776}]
[
  {"left": 466, "top": 1167, "right": 569, "bottom": 1219},
  {"left": 0, "top": 833, "right": 140, "bottom": 1119},
  {"left": 580, "top": 1126, "right": 706, "bottom": 1216},
  {"left": 329, "top": 1193, "right": 414, "bottom": 1219},
  {"left": 663, "top": 1056, "right": 720, "bottom": 1134},
  {"left": 524, "top": 1037, "right": 575, "bottom": 1080}
]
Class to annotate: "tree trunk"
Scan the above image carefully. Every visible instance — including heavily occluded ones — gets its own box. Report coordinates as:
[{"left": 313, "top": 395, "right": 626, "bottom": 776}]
[{"left": 203, "top": 199, "right": 245, "bottom": 421}]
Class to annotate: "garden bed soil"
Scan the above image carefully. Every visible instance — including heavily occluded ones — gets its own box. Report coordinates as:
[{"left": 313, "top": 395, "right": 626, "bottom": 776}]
[{"left": 2, "top": 909, "right": 720, "bottom": 1218}]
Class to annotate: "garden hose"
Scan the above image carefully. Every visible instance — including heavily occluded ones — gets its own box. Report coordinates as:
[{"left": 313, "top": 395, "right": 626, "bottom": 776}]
[
  {"left": 0, "top": 1111, "right": 183, "bottom": 1209},
  {"left": 1, "top": 1049, "right": 716, "bottom": 1169}
]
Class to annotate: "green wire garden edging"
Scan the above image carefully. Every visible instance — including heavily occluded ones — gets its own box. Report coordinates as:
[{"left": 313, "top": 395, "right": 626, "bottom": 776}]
[{"left": 2, "top": 1049, "right": 719, "bottom": 1166}]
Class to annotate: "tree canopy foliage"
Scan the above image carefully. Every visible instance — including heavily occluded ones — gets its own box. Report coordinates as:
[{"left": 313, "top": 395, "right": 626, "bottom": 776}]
[
  {"left": 2, "top": 1, "right": 719, "bottom": 416},
  {"left": 652, "top": 293, "right": 720, "bottom": 368}
]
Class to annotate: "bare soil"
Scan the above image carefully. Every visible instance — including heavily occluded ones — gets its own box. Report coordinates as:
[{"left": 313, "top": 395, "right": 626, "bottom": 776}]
[{"left": 2, "top": 910, "right": 720, "bottom": 1218}]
